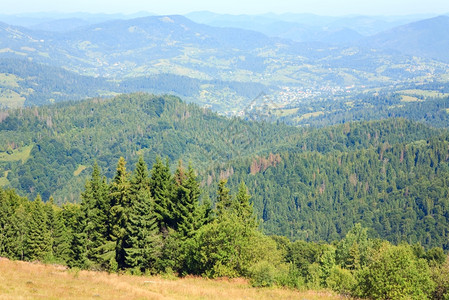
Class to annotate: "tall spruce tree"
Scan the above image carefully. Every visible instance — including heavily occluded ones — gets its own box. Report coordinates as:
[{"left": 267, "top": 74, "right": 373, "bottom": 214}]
[
  {"left": 150, "top": 157, "right": 175, "bottom": 232},
  {"left": 51, "top": 209, "right": 71, "bottom": 264},
  {"left": 0, "top": 188, "right": 28, "bottom": 260},
  {"left": 24, "top": 195, "right": 52, "bottom": 261},
  {"left": 81, "top": 162, "right": 110, "bottom": 268},
  {"left": 124, "top": 156, "right": 162, "bottom": 271},
  {"left": 216, "top": 179, "right": 232, "bottom": 215},
  {"left": 233, "top": 181, "right": 257, "bottom": 231},
  {"left": 109, "top": 157, "right": 131, "bottom": 269},
  {"left": 173, "top": 162, "right": 201, "bottom": 238},
  {"left": 63, "top": 203, "right": 87, "bottom": 268}
]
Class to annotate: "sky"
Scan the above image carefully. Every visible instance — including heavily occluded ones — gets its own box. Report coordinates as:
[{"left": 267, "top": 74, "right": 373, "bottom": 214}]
[{"left": 2, "top": 0, "right": 449, "bottom": 16}]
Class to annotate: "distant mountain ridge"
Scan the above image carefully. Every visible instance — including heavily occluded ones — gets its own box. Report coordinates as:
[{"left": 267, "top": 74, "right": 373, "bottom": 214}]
[
  {"left": 364, "top": 15, "right": 449, "bottom": 62},
  {"left": 1, "top": 13, "right": 449, "bottom": 111}
]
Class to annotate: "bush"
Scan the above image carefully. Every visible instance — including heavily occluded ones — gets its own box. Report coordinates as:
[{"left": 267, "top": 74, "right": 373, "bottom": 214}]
[
  {"left": 306, "top": 263, "right": 321, "bottom": 289},
  {"left": 354, "top": 243, "right": 435, "bottom": 300},
  {"left": 431, "top": 256, "right": 449, "bottom": 300},
  {"left": 275, "top": 263, "right": 305, "bottom": 289},
  {"left": 249, "top": 261, "right": 277, "bottom": 287},
  {"left": 327, "top": 266, "right": 356, "bottom": 295}
]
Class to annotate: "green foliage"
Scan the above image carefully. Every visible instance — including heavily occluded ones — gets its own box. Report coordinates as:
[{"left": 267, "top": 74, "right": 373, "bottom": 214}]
[
  {"left": 335, "top": 223, "right": 373, "bottom": 270},
  {"left": 432, "top": 256, "right": 449, "bottom": 300},
  {"left": 249, "top": 260, "right": 277, "bottom": 287},
  {"left": 326, "top": 266, "right": 356, "bottom": 295},
  {"left": 81, "top": 162, "right": 110, "bottom": 268},
  {"left": 187, "top": 180, "right": 280, "bottom": 278},
  {"left": 150, "top": 157, "right": 175, "bottom": 231},
  {"left": 274, "top": 263, "right": 304, "bottom": 290},
  {"left": 3, "top": 162, "right": 449, "bottom": 299},
  {"left": 3, "top": 93, "right": 449, "bottom": 252},
  {"left": 125, "top": 156, "right": 162, "bottom": 272},
  {"left": 24, "top": 195, "right": 52, "bottom": 261},
  {"left": 218, "top": 131, "right": 449, "bottom": 248},
  {"left": 109, "top": 157, "right": 131, "bottom": 269},
  {"left": 354, "top": 243, "right": 435, "bottom": 299}
]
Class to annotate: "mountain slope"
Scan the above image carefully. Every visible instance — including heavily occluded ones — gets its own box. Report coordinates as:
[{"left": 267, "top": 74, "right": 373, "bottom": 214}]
[
  {"left": 0, "top": 58, "right": 113, "bottom": 107},
  {"left": 0, "top": 93, "right": 440, "bottom": 202},
  {"left": 1, "top": 92, "right": 449, "bottom": 249},
  {"left": 365, "top": 15, "right": 449, "bottom": 62}
]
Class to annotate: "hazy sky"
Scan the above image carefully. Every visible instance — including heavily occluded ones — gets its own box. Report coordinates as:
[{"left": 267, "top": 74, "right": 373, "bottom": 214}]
[{"left": 2, "top": 0, "right": 449, "bottom": 16}]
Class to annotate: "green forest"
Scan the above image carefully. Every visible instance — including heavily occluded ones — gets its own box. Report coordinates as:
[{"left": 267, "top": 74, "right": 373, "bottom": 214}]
[
  {"left": 1, "top": 156, "right": 449, "bottom": 299},
  {"left": 2, "top": 93, "right": 449, "bottom": 248}
]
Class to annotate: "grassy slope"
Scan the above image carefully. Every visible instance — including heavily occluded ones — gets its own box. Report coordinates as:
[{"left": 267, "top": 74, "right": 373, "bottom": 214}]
[
  {"left": 0, "top": 145, "right": 33, "bottom": 163},
  {"left": 0, "top": 258, "right": 343, "bottom": 300}
]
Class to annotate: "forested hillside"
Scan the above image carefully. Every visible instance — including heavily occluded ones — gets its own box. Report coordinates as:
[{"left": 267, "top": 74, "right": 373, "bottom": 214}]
[
  {"left": 2, "top": 93, "right": 449, "bottom": 251},
  {"left": 1, "top": 157, "right": 449, "bottom": 299},
  {"left": 214, "top": 135, "right": 449, "bottom": 248},
  {"left": 0, "top": 93, "right": 303, "bottom": 201}
]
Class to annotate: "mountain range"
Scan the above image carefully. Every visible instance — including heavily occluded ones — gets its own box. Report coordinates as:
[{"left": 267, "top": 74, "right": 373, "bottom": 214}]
[{"left": 1, "top": 13, "right": 449, "bottom": 112}]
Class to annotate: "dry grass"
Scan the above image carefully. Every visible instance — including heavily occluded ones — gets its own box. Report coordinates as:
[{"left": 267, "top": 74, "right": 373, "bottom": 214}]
[{"left": 0, "top": 258, "right": 345, "bottom": 300}]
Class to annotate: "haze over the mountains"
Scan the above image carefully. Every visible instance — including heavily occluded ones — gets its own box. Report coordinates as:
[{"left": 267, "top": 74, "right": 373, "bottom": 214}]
[{"left": 1, "top": 10, "right": 449, "bottom": 118}]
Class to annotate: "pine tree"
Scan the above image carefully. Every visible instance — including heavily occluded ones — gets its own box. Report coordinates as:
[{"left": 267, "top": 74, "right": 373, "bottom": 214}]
[
  {"left": 124, "top": 156, "right": 162, "bottom": 271},
  {"left": 174, "top": 162, "right": 201, "bottom": 238},
  {"left": 52, "top": 209, "right": 71, "bottom": 263},
  {"left": 63, "top": 203, "right": 87, "bottom": 268},
  {"left": 24, "top": 195, "right": 52, "bottom": 261},
  {"left": 0, "top": 188, "right": 28, "bottom": 260},
  {"left": 150, "top": 157, "right": 175, "bottom": 231},
  {"left": 216, "top": 179, "right": 232, "bottom": 215},
  {"left": 197, "top": 194, "right": 214, "bottom": 228},
  {"left": 81, "top": 162, "right": 110, "bottom": 268},
  {"left": 109, "top": 157, "right": 131, "bottom": 269},
  {"left": 43, "top": 197, "right": 57, "bottom": 261},
  {"left": 0, "top": 188, "right": 13, "bottom": 257},
  {"left": 233, "top": 181, "right": 257, "bottom": 230}
]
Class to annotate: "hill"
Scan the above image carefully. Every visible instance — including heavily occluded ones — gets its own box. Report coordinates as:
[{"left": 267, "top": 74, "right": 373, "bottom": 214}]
[
  {"left": 2, "top": 92, "right": 449, "bottom": 249},
  {"left": 0, "top": 58, "right": 268, "bottom": 110},
  {"left": 0, "top": 58, "right": 113, "bottom": 107},
  {"left": 0, "top": 93, "right": 303, "bottom": 201},
  {"left": 365, "top": 15, "right": 449, "bottom": 63}
]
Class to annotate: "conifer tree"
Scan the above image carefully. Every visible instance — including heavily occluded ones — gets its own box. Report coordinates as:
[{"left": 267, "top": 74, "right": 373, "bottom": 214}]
[
  {"left": 24, "top": 195, "right": 52, "bottom": 261},
  {"left": 125, "top": 156, "right": 162, "bottom": 271},
  {"left": 216, "top": 179, "right": 232, "bottom": 215},
  {"left": 0, "top": 188, "right": 28, "bottom": 260},
  {"left": 52, "top": 209, "right": 71, "bottom": 263},
  {"left": 197, "top": 194, "right": 214, "bottom": 228},
  {"left": 109, "top": 157, "right": 131, "bottom": 269},
  {"left": 174, "top": 162, "right": 202, "bottom": 238},
  {"left": 81, "top": 162, "right": 110, "bottom": 268},
  {"left": 150, "top": 157, "right": 175, "bottom": 231},
  {"left": 63, "top": 203, "right": 87, "bottom": 268},
  {"left": 233, "top": 181, "right": 257, "bottom": 230}
]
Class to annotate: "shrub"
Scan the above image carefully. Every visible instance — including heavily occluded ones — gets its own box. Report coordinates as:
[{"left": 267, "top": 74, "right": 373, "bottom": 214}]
[
  {"left": 327, "top": 266, "right": 356, "bottom": 295},
  {"left": 249, "top": 261, "right": 277, "bottom": 287},
  {"left": 354, "top": 243, "right": 435, "bottom": 299},
  {"left": 275, "top": 263, "right": 305, "bottom": 289}
]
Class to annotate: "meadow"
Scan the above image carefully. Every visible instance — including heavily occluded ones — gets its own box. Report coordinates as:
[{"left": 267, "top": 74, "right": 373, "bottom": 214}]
[{"left": 0, "top": 258, "right": 343, "bottom": 300}]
